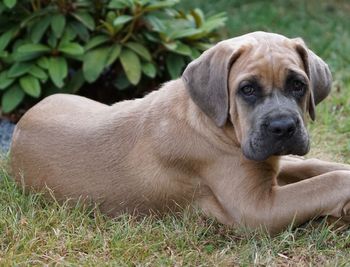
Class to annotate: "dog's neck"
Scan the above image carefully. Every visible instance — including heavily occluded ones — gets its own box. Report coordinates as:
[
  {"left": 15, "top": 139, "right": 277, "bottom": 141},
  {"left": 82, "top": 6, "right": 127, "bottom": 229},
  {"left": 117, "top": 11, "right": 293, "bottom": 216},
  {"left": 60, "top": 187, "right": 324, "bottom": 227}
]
[{"left": 165, "top": 79, "right": 241, "bottom": 153}]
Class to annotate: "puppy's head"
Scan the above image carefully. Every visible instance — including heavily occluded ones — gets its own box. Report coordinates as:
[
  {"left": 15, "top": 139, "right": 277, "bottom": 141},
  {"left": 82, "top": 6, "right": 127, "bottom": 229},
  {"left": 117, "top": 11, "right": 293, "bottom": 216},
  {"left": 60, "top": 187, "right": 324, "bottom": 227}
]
[{"left": 182, "top": 31, "right": 332, "bottom": 161}]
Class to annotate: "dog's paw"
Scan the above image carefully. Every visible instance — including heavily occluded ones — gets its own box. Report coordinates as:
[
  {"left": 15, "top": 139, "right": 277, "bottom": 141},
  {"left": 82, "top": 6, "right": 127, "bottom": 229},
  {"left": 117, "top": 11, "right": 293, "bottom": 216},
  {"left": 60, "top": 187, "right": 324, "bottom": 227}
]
[{"left": 340, "top": 201, "right": 350, "bottom": 222}]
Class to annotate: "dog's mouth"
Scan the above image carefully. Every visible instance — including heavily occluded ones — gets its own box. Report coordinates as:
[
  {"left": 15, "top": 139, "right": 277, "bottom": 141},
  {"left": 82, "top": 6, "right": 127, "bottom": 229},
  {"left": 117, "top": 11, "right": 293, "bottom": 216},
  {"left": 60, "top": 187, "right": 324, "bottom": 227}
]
[{"left": 242, "top": 128, "right": 310, "bottom": 161}]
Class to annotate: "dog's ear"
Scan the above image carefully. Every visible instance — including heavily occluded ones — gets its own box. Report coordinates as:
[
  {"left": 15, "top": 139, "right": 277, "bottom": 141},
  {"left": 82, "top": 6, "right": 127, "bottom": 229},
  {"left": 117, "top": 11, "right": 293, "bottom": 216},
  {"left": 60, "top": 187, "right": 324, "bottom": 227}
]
[
  {"left": 294, "top": 38, "right": 332, "bottom": 121},
  {"left": 182, "top": 42, "right": 244, "bottom": 127}
]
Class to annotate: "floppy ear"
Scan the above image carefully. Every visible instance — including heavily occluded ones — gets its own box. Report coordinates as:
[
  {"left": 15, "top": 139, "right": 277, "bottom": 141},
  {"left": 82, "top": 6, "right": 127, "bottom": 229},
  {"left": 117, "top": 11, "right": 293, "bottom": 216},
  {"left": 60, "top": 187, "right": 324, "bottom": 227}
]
[
  {"left": 294, "top": 38, "right": 332, "bottom": 120},
  {"left": 182, "top": 42, "right": 243, "bottom": 127}
]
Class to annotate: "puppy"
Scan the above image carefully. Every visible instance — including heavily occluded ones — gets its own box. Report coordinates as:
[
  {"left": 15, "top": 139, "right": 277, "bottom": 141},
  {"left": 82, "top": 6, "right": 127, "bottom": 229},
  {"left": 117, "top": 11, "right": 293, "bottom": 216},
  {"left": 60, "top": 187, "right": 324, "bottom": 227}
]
[{"left": 10, "top": 31, "right": 350, "bottom": 233}]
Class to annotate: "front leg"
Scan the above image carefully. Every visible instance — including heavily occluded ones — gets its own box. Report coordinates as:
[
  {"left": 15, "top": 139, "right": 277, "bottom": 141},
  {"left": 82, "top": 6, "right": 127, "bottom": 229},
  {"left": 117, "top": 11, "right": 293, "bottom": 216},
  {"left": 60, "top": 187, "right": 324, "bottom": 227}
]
[
  {"left": 239, "top": 171, "right": 350, "bottom": 233},
  {"left": 278, "top": 156, "right": 350, "bottom": 185},
  {"left": 203, "top": 159, "right": 350, "bottom": 234}
]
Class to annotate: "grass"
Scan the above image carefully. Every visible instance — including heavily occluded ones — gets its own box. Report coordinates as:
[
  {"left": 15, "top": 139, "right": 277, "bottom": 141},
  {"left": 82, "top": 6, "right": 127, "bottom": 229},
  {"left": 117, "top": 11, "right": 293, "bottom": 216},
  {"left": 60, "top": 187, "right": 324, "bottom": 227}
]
[
  {"left": 1, "top": 162, "right": 350, "bottom": 266},
  {"left": 1, "top": 0, "right": 350, "bottom": 265}
]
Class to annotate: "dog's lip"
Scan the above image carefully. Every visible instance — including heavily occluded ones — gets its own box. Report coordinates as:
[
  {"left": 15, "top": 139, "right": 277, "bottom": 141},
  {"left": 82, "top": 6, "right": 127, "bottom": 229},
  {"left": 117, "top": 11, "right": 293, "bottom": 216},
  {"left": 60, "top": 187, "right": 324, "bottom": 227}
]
[
  {"left": 245, "top": 137, "right": 302, "bottom": 161},
  {"left": 242, "top": 140, "right": 270, "bottom": 161},
  {"left": 242, "top": 123, "right": 310, "bottom": 161},
  {"left": 273, "top": 149, "right": 292, "bottom": 156}
]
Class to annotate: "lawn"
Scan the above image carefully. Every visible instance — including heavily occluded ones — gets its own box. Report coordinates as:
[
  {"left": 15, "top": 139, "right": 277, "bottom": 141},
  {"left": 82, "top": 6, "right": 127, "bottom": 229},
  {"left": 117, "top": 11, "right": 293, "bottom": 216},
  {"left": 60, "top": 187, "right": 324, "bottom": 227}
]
[{"left": 1, "top": 0, "right": 350, "bottom": 265}]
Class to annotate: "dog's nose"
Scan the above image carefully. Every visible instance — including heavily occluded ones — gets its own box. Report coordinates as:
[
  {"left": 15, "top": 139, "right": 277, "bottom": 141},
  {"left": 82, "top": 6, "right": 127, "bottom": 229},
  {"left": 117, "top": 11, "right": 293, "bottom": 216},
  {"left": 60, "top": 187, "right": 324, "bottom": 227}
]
[{"left": 266, "top": 117, "right": 296, "bottom": 138}]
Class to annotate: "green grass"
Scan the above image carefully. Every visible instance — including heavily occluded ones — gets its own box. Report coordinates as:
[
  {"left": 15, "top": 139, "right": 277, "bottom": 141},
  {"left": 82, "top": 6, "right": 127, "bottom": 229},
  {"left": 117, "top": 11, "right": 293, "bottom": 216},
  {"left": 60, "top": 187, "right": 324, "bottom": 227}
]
[
  {"left": 1, "top": 0, "right": 350, "bottom": 265},
  {"left": 1, "top": 162, "right": 350, "bottom": 266}
]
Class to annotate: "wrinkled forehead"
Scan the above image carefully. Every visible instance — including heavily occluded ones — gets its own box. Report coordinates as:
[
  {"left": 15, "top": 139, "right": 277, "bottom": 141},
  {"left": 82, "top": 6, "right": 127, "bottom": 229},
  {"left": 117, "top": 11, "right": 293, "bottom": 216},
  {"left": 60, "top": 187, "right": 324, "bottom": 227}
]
[{"left": 229, "top": 40, "right": 306, "bottom": 90}]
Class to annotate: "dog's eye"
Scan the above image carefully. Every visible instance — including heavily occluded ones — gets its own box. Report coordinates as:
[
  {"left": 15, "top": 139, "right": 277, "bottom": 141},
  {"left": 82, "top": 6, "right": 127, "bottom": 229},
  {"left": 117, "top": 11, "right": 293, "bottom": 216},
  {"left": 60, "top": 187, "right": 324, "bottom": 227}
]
[
  {"left": 238, "top": 81, "right": 261, "bottom": 103},
  {"left": 291, "top": 80, "right": 306, "bottom": 96},
  {"left": 241, "top": 85, "right": 255, "bottom": 96}
]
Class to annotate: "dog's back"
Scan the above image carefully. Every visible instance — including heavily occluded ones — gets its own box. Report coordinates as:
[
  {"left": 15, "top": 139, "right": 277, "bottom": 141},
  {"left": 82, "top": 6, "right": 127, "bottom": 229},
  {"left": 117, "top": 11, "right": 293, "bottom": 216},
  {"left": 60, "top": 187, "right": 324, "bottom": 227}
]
[{"left": 9, "top": 81, "right": 206, "bottom": 216}]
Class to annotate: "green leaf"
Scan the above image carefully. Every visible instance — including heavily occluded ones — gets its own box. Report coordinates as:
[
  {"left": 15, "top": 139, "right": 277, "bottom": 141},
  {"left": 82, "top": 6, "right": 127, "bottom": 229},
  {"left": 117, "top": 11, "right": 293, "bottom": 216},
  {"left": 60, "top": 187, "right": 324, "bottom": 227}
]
[
  {"left": 190, "top": 47, "right": 201, "bottom": 59},
  {"left": 195, "top": 42, "right": 212, "bottom": 51},
  {"left": 17, "top": 43, "right": 51, "bottom": 54},
  {"left": 47, "top": 32, "right": 58, "bottom": 48},
  {"left": 12, "top": 52, "right": 40, "bottom": 62},
  {"left": 20, "top": 9, "right": 49, "bottom": 28},
  {"left": 166, "top": 53, "right": 185, "bottom": 79},
  {"left": 19, "top": 75, "right": 41, "bottom": 98},
  {"left": 164, "top": 41, "right": 192, "bottom": 56},
  {"left": 108, "top": 0, "right": 132, "bottom": 9},
  {"left": 144, "top": 32, "right": 159, "bottom": 42},
  {"left": 106, "top": 11, "right": 117, "bottom": 23},
  {"left": 58, "top": 43, "right": 84, "bottom": 56},
  {"left": 61, "top": 25, "right": 77, "bottom": 44},
  {"left": 186, "top": 31, "right": 211, "bottom": 41},
  {"left": 70, "top": 21, "right": 90, "bottom": 42},
  {"left": 8, "top": 62, "right": 31, "bottom": 78},
  {"left": 145, "top": 15, "right": 166, "bottom": 32},
  {"left": 113, "top": 15, "right": 133, "bottom": 26},
  {"left": 120, "top": 48, "right": 141, "bottom": 85},
  {"left": 51, "top": 14, "right": 66, "bottom": 38},
  {"left": 125, "top": 42, "right": 152, "bottom": 61},
  {"left": 30, "top": 16, "right": 51, "bottom": 43},
  {"left": 139, "top": 0, "right": 152, "bottom": 5},
  {"left": 100, "top": 20, "right": 115, "bottom": 36},
  {"left": 13, "top": 43, "right": 50, "bottom": 61},
  {"left": 201, "top": 12, "right": 227, "bottom": 33},
  {"left": 1, "top": 84, "right": 25, "bottom": 113},
  {"left": 0, "top": 51, "right": 8, "bottom": 58},
  {"left": 65, "top": 70, "right": 85, "bottom": 93},
  {"left": 190, "top": 8, "right": 204, "bottom": 27},
  {"left": 169, "top": 28, "right": 203, "bottom": 39},
  {"left": 142, "top": 62, "right": 156, "bottom": 78},
  {"left": 163, "top": 42, "right": 177, "bottom": 50},
  {"left": 72, "top": 11, "right": 95, "bottom": 30},
  {"left": 85, "top": 35, "right": 110, "bottom": 51},
  {"left": 12, "top": 39, "right": 26, "bottom": 52},
  {"left": 114, "top": 72, "right": 130, "bottom": 90},
  {"left": 37, "top": 57, "right": 50, "bottom": 69},
  {"left": 106, "top": 44, "right": 121, "bottom": 66},
  {"left": 174, "top": 43, "right": 193, "bottom": 56},
  {"left": 0, "top": 50, "right": 8, "bottom": 58},
  {"left": 4, "top": 0, "right": 16, "bottom": 9},
  {"left": 83, "top": 46, "right": 111, "bottom": 83},
  {"left": 0, "top": 28, "right": 16, "bottom": 51},
  {"left": 48, "top": 57, "right": 68, "bottom": 88},
  {"left": 144, "top": 0, "right": 178, "bottom": 11},
  {"left": 0, "top": 71, "right": 15, "bottom": 90},
  {"left": 29, "top": 66, "right": 48, "bottom": 81}
]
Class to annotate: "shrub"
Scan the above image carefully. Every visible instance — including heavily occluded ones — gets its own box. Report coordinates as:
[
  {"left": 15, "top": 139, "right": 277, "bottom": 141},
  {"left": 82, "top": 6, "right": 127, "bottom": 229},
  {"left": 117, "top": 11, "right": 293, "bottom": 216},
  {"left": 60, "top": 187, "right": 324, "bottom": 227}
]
[{"left": 0, "top": 0, "right": 226, "bottom": 114}]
